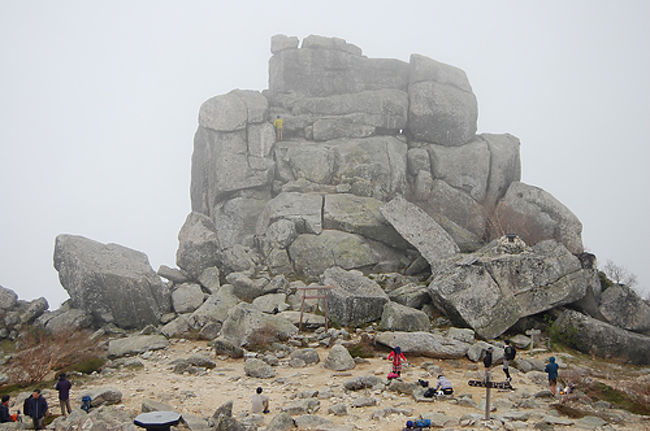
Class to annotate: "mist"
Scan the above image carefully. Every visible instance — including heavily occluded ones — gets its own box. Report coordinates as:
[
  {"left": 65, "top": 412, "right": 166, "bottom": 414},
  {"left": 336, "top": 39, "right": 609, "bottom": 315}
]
[{"left": 1, "top": 0, "right": 649, "bottom": 307}]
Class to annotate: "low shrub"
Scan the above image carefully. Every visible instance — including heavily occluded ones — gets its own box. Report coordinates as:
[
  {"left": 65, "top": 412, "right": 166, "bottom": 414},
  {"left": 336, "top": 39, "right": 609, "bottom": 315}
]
[{"left": 586, "top": 381, "right": 650, "bottom": 416}]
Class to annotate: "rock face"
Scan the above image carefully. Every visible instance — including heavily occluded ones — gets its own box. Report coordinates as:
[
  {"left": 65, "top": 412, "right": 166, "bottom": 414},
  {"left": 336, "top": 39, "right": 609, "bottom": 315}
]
[
  {"left": 553, "top": 308, "right": 650, "bottom": 365},
  {"left": 177, "top": 33, "right": 587, "bottom": 283},
  {"left": 321, "top": 267, "right": 389, "bottom": 326},
  {"left": 107, "top": 335, "right": 169, "bottom": 358},
  {"left": 428, "top": 236, "right": 596, "bottom": 338},
  {"left": 380, "top": 197, "right": 459, "bottom": 267},
  {"left": 216, "top": 303, "right": 298, "bottom": 349},
  {"left": 54, "top": 234, "right": 170, "bottom": 329},
  {"left": 598, "top": 284, "right": 650, "bottom": 334},
  {"left": 375, "top": 331, "right": 470, "bottom": 359},
  {"left": 379, "top": 302, "right": 430, "bottom": 332},
  {"left": 495, "top": 182, "right": 583, "bottom": 254}
]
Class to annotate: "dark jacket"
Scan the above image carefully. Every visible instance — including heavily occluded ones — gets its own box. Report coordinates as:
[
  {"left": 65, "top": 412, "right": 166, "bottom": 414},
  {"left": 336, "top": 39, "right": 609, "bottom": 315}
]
[
  {"left": 545, "top": 357, "right": 559, "bottom": 381},
  {"left": 25, "top": 396, "right": 47, "bottom": 419},
  {"left": 0, "top": 403, "right": 12, "bottom": 423},
  {"left": 483, "top": 350, "right": 493, "bottom": 368},
  {"left": 504, "top": 345, "right": 515, "bottom": 361},
  {"left": 56, "top": 378, "right": 72, "bottom": 400}
]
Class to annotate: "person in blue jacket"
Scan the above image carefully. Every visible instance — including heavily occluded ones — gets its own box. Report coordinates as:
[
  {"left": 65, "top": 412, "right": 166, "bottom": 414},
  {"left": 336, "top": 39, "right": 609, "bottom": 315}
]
[
  {"left": 544, "top": 356, "right": 560, "bottom": 396},
  {"left": 24, "top": 389, "right": 48, "bottom": 430}
]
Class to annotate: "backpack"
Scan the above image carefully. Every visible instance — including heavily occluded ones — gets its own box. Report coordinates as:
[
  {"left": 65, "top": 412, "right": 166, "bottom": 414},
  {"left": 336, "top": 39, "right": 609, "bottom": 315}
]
[
  {"left": 505, "top": 345, "right": 516, "bottom": 360},
  {"left": 423, "top": 388, "right": 436, "bottom": 398},
  {"left": 81, "top": 396, "right": 92, "bottom": 413},
  {"left": 22, "top": 396, "right": 31, "bottom": 417}
]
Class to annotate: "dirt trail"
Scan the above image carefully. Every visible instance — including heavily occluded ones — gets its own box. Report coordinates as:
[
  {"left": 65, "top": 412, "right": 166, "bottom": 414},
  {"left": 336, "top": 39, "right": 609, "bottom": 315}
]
[{"left": 61, "top": 339, "right": 647, "bottom": 431}]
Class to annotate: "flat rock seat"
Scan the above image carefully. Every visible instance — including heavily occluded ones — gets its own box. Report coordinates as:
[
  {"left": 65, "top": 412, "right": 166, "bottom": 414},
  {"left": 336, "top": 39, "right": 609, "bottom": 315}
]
[{"left": 134, "top": 411, "right": 182, "bottom": 431}]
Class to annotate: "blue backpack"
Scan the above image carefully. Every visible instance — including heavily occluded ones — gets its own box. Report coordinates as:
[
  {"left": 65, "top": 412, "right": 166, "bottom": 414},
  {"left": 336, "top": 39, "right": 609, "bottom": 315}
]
[{"left": 81, "top": 396, "right": 92, "bottom": 412}]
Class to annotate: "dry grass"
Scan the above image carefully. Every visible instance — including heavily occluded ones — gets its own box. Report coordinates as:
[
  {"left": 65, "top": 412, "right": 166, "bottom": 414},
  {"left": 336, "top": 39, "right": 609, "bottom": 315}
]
[{"left": 6, "top": 327, "right": 102, "bottom": 386}]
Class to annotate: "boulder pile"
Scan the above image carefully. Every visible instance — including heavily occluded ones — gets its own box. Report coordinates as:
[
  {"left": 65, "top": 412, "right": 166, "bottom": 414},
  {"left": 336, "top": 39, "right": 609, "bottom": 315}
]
[{"left": 30, "top": 35, "right": 648, "bottom": 366}]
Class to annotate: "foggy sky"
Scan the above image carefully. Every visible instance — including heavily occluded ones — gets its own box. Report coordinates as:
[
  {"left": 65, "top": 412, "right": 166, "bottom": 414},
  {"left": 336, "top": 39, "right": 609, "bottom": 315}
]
[{"left": 1, "top": 0, "right": 649, "bottom": 308}]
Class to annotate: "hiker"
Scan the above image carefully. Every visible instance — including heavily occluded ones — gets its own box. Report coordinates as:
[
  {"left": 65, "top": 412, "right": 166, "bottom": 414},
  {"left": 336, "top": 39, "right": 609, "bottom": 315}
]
[
  {"left": 483, "top": 346, "right": 493, "bottom": 381},
  {"left": 503, "top": 339, "right": 516, "bottom": 382},
  {"left": 0, "top": 395, "right": 14, "bottom": 423},
  {"left": 433, "top": 374, "right": 454, "bottom": 396},
  {"left": 55, "top": 372, "right": 72, "bottom": 416},
  {"left": 273, "top": 115, "right": 283, "bottom": 141},
  {"left": 251, "top": 387, "right": 269, "bottom": 414},
  {"left": 387, "top": 346, "right": 407, "bottom": 376},
  {"left": 544, "top": 356, "right": 560, "bottom": 396},
  {"left": 24, "top": 389, "right": 48, "bottom": 430}
]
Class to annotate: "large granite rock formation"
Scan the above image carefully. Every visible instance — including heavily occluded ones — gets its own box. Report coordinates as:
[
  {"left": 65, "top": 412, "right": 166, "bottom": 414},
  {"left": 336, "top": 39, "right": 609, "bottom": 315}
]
[
  {"left": 54, "top": 234, "right": 170, "bottom": 329},
  {"left": 180, "top": 34, "right": 552, "bottom": 280},
  {"left": 553, "top": 308, "right": 650, "bottom": 365},
  {"left": 428, "top": 236, "right": 597, "bottom": 339}
]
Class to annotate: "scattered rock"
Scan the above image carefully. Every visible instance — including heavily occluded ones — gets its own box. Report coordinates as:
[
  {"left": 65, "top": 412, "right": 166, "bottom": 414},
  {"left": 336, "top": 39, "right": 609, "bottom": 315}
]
[
  {"left": 141, "top": 398, "right": 173, "bottom": 413},
  {"left": 244, "top": 358, "right": 276, "bottom": 379},
  {"left": 282, "top": 399, "right": 320, "bottom": 415},
  {"left": 107, "top": 335, "right": 169, "bottom": 358},
  {"left": 351, "top": 396, "right": 377, "bottom": 408},
  {"left": 265, "top": 411, "right": 296, "bottom": 431},
  {"left": 323, "top": 344, "right": 355, "bottom": 371},
  {"left": 290, "top": 348, "right": 320, "bottom": 365},
  {"left": 82, "top": 387, "right": 122, "bottom": 406}
]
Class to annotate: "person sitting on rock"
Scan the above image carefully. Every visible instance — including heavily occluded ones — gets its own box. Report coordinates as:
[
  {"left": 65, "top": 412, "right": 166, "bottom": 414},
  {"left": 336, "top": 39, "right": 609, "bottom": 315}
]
[
  {"left": 0, "top": 395, "right": 15, "bottom": 423},
  {"left": 251, "top": 387, "right": 269, "bottom": 414},
  {"left": 387, "top": 346, "right": 407, "bottom": 376},
  {"left": 433, "top": 374, "right": 454, "bottom": 396},
  {"left": 273, "top": 115, "right": 283, "bottom": 141}
]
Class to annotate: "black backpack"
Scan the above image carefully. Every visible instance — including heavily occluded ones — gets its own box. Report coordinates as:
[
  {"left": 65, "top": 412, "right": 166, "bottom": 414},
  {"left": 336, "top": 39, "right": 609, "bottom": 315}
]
[
  {"left": 423, "top": 388, "right": 436, "bottom": 398},
  {"left": 22, "top": 396, "right": 31, "bottom": 417},
  {"left": 505, "top": 345, "right": 516, "bottom": 360}
]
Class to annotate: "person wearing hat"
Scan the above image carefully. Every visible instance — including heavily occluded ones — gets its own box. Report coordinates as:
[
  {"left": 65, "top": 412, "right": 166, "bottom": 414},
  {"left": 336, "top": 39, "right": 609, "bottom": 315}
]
[
  {"left": 544, "top": 356, "right": 560, "bottom": 395},
  {"left": 433, "top": 374, "right": 454, "bottom": 396}
]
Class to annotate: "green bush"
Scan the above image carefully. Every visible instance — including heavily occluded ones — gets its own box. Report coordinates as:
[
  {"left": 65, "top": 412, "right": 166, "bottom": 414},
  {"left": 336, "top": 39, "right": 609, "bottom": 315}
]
[
  {"left": 65, "top": 356, "right": 106, "bottom": 374},
  {"left": 545, "top": 316, "right": 579, "bottom": 350},
  {"left": 587, "top": 382, "right": 650, "bottom": 416},
  {"left": 598, "top": 271, "right": 614, "bottom": 291}
]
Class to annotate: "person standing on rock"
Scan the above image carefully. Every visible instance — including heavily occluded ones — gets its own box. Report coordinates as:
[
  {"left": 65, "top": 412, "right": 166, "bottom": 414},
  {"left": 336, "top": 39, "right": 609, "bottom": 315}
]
[
  {"left": 503, "top": 340, "right": 516, "bottom": 382},
  {"left": 55, "top": 373, "right": 72, "bottom": 417},
  {"left": 545, "top": 356, "right": 560, "bottom": 396},
  {"left": 273, "top": 115, "right": 283, "bottom": 141},
  {"left": 387, "top": 346, "right": 407, "bottom": 376},
  {"left": 25, "top": 389, "right": 47, "bottom": 430},
  {"left": 251, "top": 387, "right": 269, "bottom": 414}
]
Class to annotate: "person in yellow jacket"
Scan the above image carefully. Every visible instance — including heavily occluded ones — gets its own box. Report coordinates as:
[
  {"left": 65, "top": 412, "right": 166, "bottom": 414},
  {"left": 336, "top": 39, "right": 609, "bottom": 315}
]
[{"left": 273, "top": 115, "right": 283, "bottom": 141}]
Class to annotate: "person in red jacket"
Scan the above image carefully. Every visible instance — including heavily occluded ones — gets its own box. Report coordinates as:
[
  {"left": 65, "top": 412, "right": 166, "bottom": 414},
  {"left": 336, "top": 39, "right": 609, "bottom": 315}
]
[{"left": 387, "top": 346, "right": 407, "bottom": 376}]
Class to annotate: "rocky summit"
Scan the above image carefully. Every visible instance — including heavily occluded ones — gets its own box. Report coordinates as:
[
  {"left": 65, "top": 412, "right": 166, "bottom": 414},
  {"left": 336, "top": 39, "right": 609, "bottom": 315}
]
[
  {"left": 182, "top": 34, "right": 582, "bottom": 283},
  {"left": 1, "top": 35, "right": 644, "bottom": 370}
]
